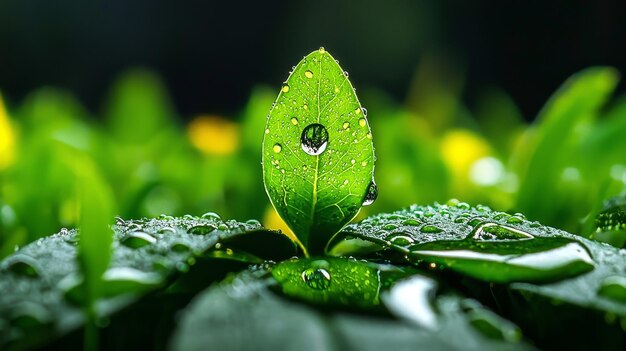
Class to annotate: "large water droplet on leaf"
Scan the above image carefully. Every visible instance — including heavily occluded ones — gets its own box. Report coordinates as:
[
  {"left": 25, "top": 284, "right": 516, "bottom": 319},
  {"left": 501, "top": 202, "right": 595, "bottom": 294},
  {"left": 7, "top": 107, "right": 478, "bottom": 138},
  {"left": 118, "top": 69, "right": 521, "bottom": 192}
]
[
  {"left": 382, "top": 275, "right": 438, "bottom": 330},
  {"left": 300, "top": 123, "right": 329, "bottom": 156},
  {"left": 121, "top": 231, "right": 157, "bottom": 249},
  {"left": 472, "top": 223, "right": 534, "bottom": 241},
  {"left": 301, "top": 267, "right": 331, "bottom": 290},
  {"left": 362, "top": 180, "right": 378, "bottom": 206},
  {"left": 598, "top": 276, "right": 626, "bottom": 302},
  {"left": 409, "top": 237, "right": 594, "bottom": 283},
  {"left": 187, "top": 225, "right": 216, "bottom": 235},
  {"left": 5, "top": 255, "right": 39, "bottom": 278}
]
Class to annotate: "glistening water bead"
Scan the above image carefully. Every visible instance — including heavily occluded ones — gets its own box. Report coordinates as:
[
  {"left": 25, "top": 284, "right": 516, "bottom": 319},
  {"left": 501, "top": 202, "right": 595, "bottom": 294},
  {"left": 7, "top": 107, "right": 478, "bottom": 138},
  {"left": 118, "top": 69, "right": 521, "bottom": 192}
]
[
  {"left": 362, "top": 180, "right": 378, "bottom": 206},
  {"left": 301, "top": 267, "right": 331, "bottom": 290},
  {"left": 301, "top": 123, "right": 329, "bottom": 156}
]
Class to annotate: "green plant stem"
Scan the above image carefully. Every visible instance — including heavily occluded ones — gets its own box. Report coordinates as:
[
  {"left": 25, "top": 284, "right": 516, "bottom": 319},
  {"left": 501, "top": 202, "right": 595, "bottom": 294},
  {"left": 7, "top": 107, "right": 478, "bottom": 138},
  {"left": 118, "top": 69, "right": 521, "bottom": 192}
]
[{"left": 83, "top": 303, "right": 98, "bottom": 351}]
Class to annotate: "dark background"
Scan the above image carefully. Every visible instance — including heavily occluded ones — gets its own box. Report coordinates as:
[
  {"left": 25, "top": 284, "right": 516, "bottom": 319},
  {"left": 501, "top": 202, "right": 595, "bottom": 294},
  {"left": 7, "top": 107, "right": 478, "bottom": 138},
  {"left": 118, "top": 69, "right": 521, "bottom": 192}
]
[{"left": 0, "top": 0, "right": 625, "bottom": 120}]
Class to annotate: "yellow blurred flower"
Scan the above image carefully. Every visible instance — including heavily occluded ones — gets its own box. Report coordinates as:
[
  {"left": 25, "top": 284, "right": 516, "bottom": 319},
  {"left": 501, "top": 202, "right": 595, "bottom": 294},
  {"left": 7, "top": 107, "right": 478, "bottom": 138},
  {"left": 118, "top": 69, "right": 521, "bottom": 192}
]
[
  {"left": 262, "top": 205, "right": 295, "bottom": 239},
  {"left": 0, "top": 94, "right": 16, "bottom": 171},
  {"left": 187, "top": 115, "right": 239, "bottom": 156},
  {"left": 440, "top": 129, "right": 491, "bottom": 186}
]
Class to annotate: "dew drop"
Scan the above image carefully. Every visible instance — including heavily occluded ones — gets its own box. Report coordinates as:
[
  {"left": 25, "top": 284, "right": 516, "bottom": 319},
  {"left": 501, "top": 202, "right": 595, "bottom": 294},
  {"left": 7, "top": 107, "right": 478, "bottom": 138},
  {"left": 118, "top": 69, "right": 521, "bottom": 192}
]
[
  {"left": 351, "top": 159, "right": 356, "bottom": 165},
  {"left": 366, "top": 132, "right": 372, "bottom": 139},
  {"left": 273, "top": 143, "right": 282, "bottom": 153},
  {"left": 598, "top": 276, "right": 626, "bottom": 302},
  {"left": 506, "top": 216, "right": 524, "bottom": 224},
  {"left": 122, "top": 231, "right": 157, "bottom": 249},
  {"left": 358, "top": 118, "right": 366, "bottom": 127},
  {"left": 300, "top": 123, "right": 329, "bottom": 156},
  {"left": 472, "top": 223, "right": 533, "bottom": 241},
  {"left": 403, "top": 219, "right": 421, "bottom": 226},
  {"left": 361, "top": 161, "right": 367, "bottom": 167},
  {"left": 386, "top": 233, "right": 415, "bottom": 246},
  {"left": 361, "top": 108, "right": 368, "bottom": 117},
  {"left": 363, "top": 180, "right": 378, "bottom": 206},
  {"left": 342, "top": 122, "right": 350, "bottom": 129},
  {"left": 301, "top": 267, "right": 331, "bottom": 290},
  {"left": 6, "top": 256, "right": 39, "bottom": 278},
  {"left": 319, "top": 47, "right": 326, "bottom": 54},
  {"left": 355, "top": 107, "right": 361, "bottom": 115},
  {"left": 420, "top": 225, "right": 443, "bottom": 233},
  {"left": 264, "top": 128, "right": 270, "bottom": 134},
  {"left": 334, "top": 86, "right": 340, "bottom": 93},
  {"left": 281, "top": 83, "right": 290, "bottom": 93},
  {"left": 290, "top": 117, "right": 298, "bottom": 125},
  {"left": 304, "top": 70, "right": 314, "bottom": 79},
  {"left": 201, "top": 212, "right": 222, "bottom": 221},
  {"left": 188, "top": 225, "right": 216, "bottom": 235}
]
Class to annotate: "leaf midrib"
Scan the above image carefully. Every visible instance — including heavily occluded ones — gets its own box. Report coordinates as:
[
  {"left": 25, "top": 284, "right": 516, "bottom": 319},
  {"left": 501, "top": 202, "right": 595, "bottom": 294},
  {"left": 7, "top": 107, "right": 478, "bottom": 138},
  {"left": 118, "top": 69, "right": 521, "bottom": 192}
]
[{"left": 308, "top": 57, "right": 323, "bottom": 239}]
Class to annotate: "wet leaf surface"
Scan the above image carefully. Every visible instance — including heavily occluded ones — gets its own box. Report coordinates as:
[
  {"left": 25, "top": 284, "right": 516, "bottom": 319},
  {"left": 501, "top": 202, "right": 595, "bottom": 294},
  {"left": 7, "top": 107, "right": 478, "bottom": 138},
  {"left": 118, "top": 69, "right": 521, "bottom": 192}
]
[{"left": 262, "top": 48, "right": 375, "bottom": 254}]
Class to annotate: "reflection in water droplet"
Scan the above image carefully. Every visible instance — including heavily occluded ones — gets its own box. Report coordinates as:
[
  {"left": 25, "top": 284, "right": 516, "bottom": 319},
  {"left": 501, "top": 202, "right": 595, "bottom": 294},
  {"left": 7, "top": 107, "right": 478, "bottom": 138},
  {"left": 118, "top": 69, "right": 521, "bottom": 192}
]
[
  {"left": 187, "top": 225, "right": 216, "bottom": 235},
  {"left": 358, "top": 118, "right": 366, "bottom": 127},
  {"left": 410, "top": 238, "right": 594, "bottom": 283},
  {"left": 301, "top": 124, "right": 329, "bottom": 156},
  {"left": 382, "top": 275, "right": 438, "bottom": 330},
  {"left": 506, "top": 216, "right": 524, "bottom": 224},
  {"left": 281, "top": 83, "right": 290, "bottom": 93},
  {"left": 201, "top": 212, "right": 222, "bottom": 221},
  {"left": 304, "top": 70, "right": 314, "bottom": 79},
  {"left": 420, "top": 225, "right": 443, "bottom": 233},
  {"left": 472, "top": 223, "right": 533, "bottom": 241},
  {"left": 290, "top": 117, "right": 298, "bottom": 125},
  {"left": 403, "top": 219, "right": 421, "bottom": 226},
  {"left": 386, "top": 233, "right": 415, "bottom": 246},
  {"left": 273, "top": 143, "right": 282, "bottom": 153},
  {"left": 598, "top": 276, "right": 626, "bottom": 302},
  {"left": 6, "top": 256, "right": 39, "bottom": 278},
  {"left": 467, "top": 309, "right": 522, "bottom": 342},
  {"left": 362, "top": 180, "right": 378, "bottom": 206},
  {"left": 122, "top": 231, "right": 157, "bottom": 249},
  {"left": 301, "top": 267, "right": 331, "bottom": 290}
]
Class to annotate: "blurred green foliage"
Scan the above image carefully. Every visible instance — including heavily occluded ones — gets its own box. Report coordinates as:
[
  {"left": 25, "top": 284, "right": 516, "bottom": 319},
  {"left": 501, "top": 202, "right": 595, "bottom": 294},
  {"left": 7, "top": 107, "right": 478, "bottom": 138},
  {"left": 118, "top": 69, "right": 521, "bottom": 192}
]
[{"left": 1, "top": 64, "right": 626, "bottom": 258}]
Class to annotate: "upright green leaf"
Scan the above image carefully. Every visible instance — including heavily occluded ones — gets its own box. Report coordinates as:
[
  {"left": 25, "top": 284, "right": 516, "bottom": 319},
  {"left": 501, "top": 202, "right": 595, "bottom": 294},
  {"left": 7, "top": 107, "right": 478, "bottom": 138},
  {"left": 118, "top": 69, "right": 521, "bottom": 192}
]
[
  {"left": 262, "top": 48, "right": 375, "bottom": 255},
  {"left": 513, "top": 67, "right": 618, "bottom": 229}
]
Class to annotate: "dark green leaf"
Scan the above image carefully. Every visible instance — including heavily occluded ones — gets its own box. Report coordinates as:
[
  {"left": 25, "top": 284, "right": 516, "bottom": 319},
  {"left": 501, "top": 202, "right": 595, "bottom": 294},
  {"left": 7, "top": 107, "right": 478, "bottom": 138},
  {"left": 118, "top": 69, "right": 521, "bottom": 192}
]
[
  {"left": 0, "top": 216, "right": 295, "bottom": 350},
  {"left": 170, "top": 265, "right": 531, "bottom": 351},
  {"left": 262, "top": 48, "right": 375, "bottom": 255}
]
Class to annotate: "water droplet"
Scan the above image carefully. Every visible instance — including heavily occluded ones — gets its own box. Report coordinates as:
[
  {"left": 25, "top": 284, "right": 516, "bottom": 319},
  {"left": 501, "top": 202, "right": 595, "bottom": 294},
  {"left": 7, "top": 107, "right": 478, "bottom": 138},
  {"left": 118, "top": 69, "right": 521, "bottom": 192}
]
[
  {"left": 467, "top": 309, "right": 522, "bottom": 342},
  {"left": 362, "top": 180, "right": 378, "bottom": 206},
  {"left": 281, "top": 83, "right": 290, "bottom": 93},
  {"left": 245, "top": 219, "right": 262, "bottom": 227},
  {"left": 403, "top": 219, "right": 421, "bottom": 226},
  {"left": 5, "top": 256, "right": 39, "bottom": 278},
  {"left": 319, "top": 47, "right": 326, "bottom": 54},
  {"left": 382, "top": 275, "right": 438, "bottom": 329},
  {"left": 188, "top": 225, "right": 216, "bottom": 235},
  {"left": 420, "top": 225, "right": 443, "bottom": 233},
  {"left": 366, "top": 132, "right": 372, "bottom": 139},
  {"left": 171, "top": 243, "right": 190, "bottom": 252},
  {"left": 301, "top": 267, "right": 331, "bottom": 290},
  {"left": 361, "top": 108, "right": 368, "bottom": 117},
  {"left": 409, "top": 238, "right": 594, "bottom": 283},
  {"left": 122, "top": 231, "right": 157, "bottom": 249},
  {"left": 157, "top": 227, "right": 176, "bottom": 234},
  {"left": 303, "top": 104, "right": 308, "bottom": 110},
  {"left": 350, "top": 159, "right": 356, "bottom": 165},
  {"left": 342, "top": 122, "right": 350, "bottom": 129},
  {"left": 265, "top": 128, "right": 270, "bottom": 134},
  {"left": 358, "top": 118, "right": 366, "bottom": 127},
  {"left": 506, "top": 216, "right": 524, "bottom": 224},
  {"left": 386, "top": 233, "right": 415, "bottom": 246},
  {"left": 361, "top": 161, "right": 367, "bottom": 167},
  {"left": 201, "top": 212, "right": 222, "bottom": 221},
  {"left": 334, "top": 86, "right": 340, "bottom": 93},
  {"left": 472, "top": 223, "right": 533, "bottom": 241},
  {"left": 304, "top": 70, "right": 314, "bottom": 79},
  {"left": 273, "top": 143, "right": 282, "bottom": 153},
  {"left": 343, "top": 71, "right": 349, "bottom": 78},
  {"left": 598, "top": 276, "right": 626, "bottom": 302},
  {"left": 355, "top": 107, "right": 361, "bottom": 115},
  {"left": 300, "top": 123, "right": 329, "bottom": 156},
  {"left": 290, "top": 117, "right": 298, "bottom": 125}
]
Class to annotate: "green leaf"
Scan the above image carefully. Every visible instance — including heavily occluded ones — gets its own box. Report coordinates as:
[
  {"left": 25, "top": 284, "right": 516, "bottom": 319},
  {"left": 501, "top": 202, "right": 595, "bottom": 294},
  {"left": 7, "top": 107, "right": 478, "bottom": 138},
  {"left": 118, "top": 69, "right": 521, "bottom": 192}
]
[
  {"left": 513, "top": 67, "right": 619, "bottom": 230},
  {"left": 171, "top": 266, "right": 531, "bottom": 351},
  {"left": 262, "top": 48, "right": 375, "bottom": 255},
  {"left": 334, "top": 202, "right": 626, "bottom": 347},
  {"left": 0, "top": 215, "right": 296, "bottom": 350}
]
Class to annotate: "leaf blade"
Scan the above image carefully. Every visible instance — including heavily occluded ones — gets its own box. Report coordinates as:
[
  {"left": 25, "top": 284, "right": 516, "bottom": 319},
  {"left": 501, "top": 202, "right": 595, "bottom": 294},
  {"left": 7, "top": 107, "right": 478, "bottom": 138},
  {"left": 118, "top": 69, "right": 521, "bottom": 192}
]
[{"left": 263, "top": 49, "right": 375, "bottom": 254}]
